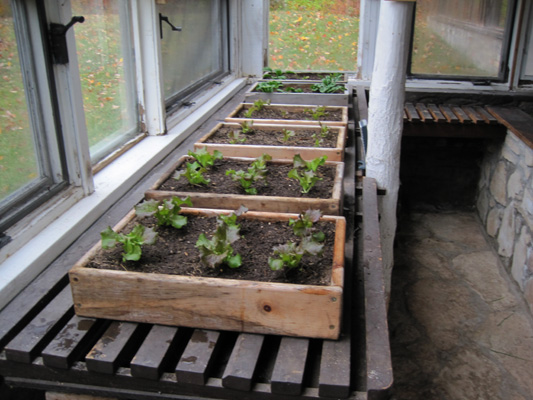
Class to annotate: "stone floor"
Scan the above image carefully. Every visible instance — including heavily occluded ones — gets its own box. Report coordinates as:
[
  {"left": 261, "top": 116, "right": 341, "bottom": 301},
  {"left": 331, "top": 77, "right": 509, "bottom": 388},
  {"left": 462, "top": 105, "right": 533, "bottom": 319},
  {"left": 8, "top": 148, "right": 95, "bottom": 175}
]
[{"left": 387, "top": 211, "right": 533, "bottom": 400}]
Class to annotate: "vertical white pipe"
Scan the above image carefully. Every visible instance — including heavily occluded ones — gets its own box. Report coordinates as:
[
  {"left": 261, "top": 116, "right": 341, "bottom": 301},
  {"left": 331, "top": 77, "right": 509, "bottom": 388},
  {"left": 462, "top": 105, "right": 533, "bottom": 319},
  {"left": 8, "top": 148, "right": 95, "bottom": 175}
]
[{"left": 366, "top": 0, "right": 414, "bottom": 299}]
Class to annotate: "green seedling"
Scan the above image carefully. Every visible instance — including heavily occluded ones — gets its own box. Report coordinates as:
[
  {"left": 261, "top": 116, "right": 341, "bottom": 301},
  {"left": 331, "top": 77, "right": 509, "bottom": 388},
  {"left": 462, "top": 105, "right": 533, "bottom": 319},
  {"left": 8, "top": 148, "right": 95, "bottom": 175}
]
[
  {"left": 268, "top": 210, "right": 325, "bottom": 271},
  {"left": 135, "top": 196, "right": 192, "bottom": 229},
  {"left": 288, "top": 155, "right": 327, "bottom": 193},
  {"left": 293, "top": 154, "right": 327, "bottom": 172},
  {"left": 101, "top": 224, "right": 158, "bottom": 262},
  {"left": 239, "top": 120, "right": 254, "bottom": 134},
  {"left": 188, "top": 147, "right": 222, "bottom": 169},
  {"left": 226, "top": 154, "right": 272, "bottom": 195},
  {"left": 256, "top": 80, "right": 284, "bottom": 93},
  {"left": 281, "top": 129, "right": 295, "bottom": 143},
  {"left": 195, "top": 206, "right": 248, "bottom": 269},
  {"left": 311, "top": 73, "right": 344, "bottom": 93},
  {"left": 173, "top": 161, "right": 210, "bottom": 186},
  {"left": 311, "top": 125, "right": 330, "bottom": 147},
  {"left": 228, "top": 130, "right": 247, "bottom": 144},
  {"left": 252, "top": 99, "right": 270, "bottom": 111},
  {"left": 306, "top": 106, "right": 327, "bottom": 121},
  {"left": 284, "top": 86, "right": 304, "bottom": 93},
  {"left": 262, "top": 67, "right": 293, "bottom": 79}
]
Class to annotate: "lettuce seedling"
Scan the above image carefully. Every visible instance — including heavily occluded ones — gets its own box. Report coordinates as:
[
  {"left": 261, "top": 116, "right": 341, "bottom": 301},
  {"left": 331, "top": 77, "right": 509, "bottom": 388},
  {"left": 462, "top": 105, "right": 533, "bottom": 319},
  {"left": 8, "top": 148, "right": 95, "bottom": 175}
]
[
  {"left": 293, "top": 154, "right": 327, "bottom": 172},
  {"left": 195, "top": 206, "right": 248, "bottom": 269},
  {"left": 188, "top": 147, "right": 222, "bottom": 169},
  {"left": 311, "top": 73, "right": 344, "bottom": 93},
  {"left": 288, "top": 155, "right": 327, "bottom": 194},
  {"left": 262, "top": 67, "right": 293, "bottom": 79},
  {"left": 173, "top": 161, "right": 210, "bottom": 186},
  {"left": 101, "top": 224, "right": 158, "bottom": 262},
  {"left": 135, "top": 196, "right": 192, "bottom": 229},
  {"left": 268, "top": 210, "right": 325, "bottom": 271},
  {"left": 228, "top": 130, "right": 247, "bottom": 144},
  {"left": 239, "top": 120, "right": 254, "bottom": 134},
  {"left": 256, "top": 80, "right": 284, "bottom": 93},
  {"left": 280, "top": 129, "right": 295, "bottom": 143},
  {"left": 307, "top": 106, "right": 327, "bottom": 121},
  {"left": 226, "top": 154, "right": 272, "bottom": 195}
]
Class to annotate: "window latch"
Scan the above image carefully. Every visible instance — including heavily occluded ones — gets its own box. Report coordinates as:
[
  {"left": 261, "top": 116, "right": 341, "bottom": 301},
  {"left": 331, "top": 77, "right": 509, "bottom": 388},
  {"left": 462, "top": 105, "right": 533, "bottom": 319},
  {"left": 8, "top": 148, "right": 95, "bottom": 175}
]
[
  {"left": 49, "top": 16, "right": 85, "bottom": 65},
  {"left": 159, "top": 13, "right": 182, "bottom": 39}
]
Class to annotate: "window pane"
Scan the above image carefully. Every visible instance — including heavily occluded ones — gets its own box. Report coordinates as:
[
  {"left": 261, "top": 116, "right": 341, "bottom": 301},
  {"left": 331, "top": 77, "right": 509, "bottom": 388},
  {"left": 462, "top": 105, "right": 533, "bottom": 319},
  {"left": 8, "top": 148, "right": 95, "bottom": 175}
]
[
  {"left": 0, "top": 5, "right": 40, "bottom": 202},
  {"left": 411, "top": 0, "right": 512, "bottom": 78},
  {"left": 72, "top": 0, "right": 138, "bottom": 164},
  {"left": 269, "top": 0, "right": 360, "bottom": 72},
  {"left": 158, "top": 0, "right": 226, "bottom": 103}
]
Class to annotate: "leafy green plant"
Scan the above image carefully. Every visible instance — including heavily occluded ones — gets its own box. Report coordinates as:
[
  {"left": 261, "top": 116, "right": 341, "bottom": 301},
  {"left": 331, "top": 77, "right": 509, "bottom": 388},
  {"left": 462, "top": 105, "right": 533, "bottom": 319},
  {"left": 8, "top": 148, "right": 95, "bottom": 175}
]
[
  {"left": 284, "top": 86, "right": 304, "bottom": 93},
  {"left": 239, "top": 120, "right": 254, "bottom": 134},
  {"left": 188, "top": 147, "right": 222, "bottom": 169},
  {"left": 288, "top": 155, "right": 327, "bottom": 193},
  {"left": 280, "top": 128, "right": 296, "bottom": 143},
  {"left": 101, "top": 224, "right": 158, "bottom": 262},
  {"left": 195, "top": 206, "right": 248, "bottom": 269},
  {"left": 311, "top": 73, "right": 344, "bottom": 93},
  {"left": 256, "top": 80, "right": 284, "bottom": 93},
  {"left": 262, "top": 66, "right": 294, "bottom": 79},
  {"left": 135, "top": 196, "right": 192, "bottom": 229},
  {"left": 173, "top": 161, "right": 210, "bottom": 186},
  {"left": 268, "top": 209, "right": 325, "bottom": 271},
  {"left": 226, "top": 154, "right": 272, "bottom": 195},
  {"left": 308, "top": 106, "right": 327, "bottom": 121},
  {"left": 228, "top": 130, "right": 247, "bottom": 144},
  {"left": 311, "top": 124, "right": 331, "bottom": 147},
  {"left": 243, "top": 99, "right": 270, "bottom": 118}
]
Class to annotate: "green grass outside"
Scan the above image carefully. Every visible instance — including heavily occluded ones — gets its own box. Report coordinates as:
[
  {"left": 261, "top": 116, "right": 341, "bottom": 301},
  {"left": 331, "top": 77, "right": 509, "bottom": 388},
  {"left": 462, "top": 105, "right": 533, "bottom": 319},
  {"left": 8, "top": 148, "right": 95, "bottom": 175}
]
[{"left": 269, "top": 10, "right": 359, "bottom": 72}]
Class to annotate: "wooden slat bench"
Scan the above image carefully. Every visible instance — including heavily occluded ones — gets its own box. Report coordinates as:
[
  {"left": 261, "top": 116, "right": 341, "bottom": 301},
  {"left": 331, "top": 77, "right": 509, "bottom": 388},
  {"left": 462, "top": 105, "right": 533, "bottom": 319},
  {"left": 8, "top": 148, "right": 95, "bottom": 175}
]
[{"left": 0, "top": 91, "right": 392, "bottom": 400}]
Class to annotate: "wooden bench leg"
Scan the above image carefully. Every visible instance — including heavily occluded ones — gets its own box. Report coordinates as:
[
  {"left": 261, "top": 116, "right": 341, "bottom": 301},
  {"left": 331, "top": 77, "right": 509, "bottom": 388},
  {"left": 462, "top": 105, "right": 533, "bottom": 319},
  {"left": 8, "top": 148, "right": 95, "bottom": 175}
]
[{"left": 46, "top": 392, "right": 118, "bottom": 400}]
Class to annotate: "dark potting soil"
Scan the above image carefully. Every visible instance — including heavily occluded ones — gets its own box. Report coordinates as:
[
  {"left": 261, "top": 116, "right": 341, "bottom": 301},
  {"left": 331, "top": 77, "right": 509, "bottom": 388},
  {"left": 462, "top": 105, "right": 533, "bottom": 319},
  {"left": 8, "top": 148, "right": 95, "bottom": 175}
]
[
  {"left": 88, "top": 214, "right": 335, "bottom": 286},
  {"left": 158, "top": 159, "right": 336, "bottom": 199},
  {"left": 204, "top": 125, "right": 338, "bottom": 148},
  {"left": 236, "top": 106, "right": 344, "bottom": 121}
]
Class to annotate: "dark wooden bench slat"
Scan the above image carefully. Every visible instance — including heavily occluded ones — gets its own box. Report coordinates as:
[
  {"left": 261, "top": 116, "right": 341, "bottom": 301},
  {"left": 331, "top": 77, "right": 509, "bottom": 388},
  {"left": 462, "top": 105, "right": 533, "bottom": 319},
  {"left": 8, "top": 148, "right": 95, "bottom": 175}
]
[
  {"left": 462, "top": 106, "right": 484, "bottom": 124},
  {"left": 318, "top": 335, "right": 351, "bottom": 398},
  {"left": 41, "top": 315, "right": 101, "bottom": 369},
  {"left": 404, "top": 103, "right": 421, "bottom": 122},
  {"left": 176, "top": 329, "right": 221, "bottom": 385},
  {"left": 85, "top": 321, "right": 142, "bottom": 374},
  {"left": 415, "top": 103, "right": 434, "bottom": 122},
  {"left": 451, "top": 106, "right": 472, "bottom": 124},
  {"left": 475, "top": 106, "right": 499, "bottom": 124},
  {"left": 270, "top": 337, "right": 309, "bottom": 396},
  {"left": 131, "top": 324, "right": 180, "bottom": 380},
  {"left": 427, "top": 104, "right": 446, "bottom": 123},
  {"left": 4, "top": 286, "right": 73, "bottom": 364},
  {"left": 221, "top": 333, "right": 264, "bottom": 391},
  {"left": 439, "top": 105, "right": 460, "bottom": 124}
]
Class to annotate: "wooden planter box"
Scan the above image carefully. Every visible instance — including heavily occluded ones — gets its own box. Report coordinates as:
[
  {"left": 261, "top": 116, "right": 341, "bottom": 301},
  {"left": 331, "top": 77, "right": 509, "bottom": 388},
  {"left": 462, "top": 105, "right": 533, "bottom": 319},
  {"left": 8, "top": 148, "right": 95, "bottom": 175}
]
[
  {"left": 225, "top": 103, "right": 348, "bottom": 127},
  {"left": 194, "top": 122, "right": 347, "bottom": 162},
  {"left": 69, "top": 208, "right": 346, "bottom": 339},
  {"left": 262, "top": 71, "right": 347, "bottom": 81},
  {"left": 245, "top": 82, "right": 348, "bottom": 106},
  {"left": 145, "top": 155, "right": 344, "bottom": 215}
]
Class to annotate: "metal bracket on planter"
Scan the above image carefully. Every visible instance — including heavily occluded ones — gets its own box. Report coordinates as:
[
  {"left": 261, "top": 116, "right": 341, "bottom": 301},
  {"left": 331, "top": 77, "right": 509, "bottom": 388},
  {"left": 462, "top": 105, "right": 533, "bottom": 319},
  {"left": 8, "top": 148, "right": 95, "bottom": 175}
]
[
  {"left": 159, "top": 13, "right": 182, "bottom": 39},
  {"left": 49, "top": 16, "right": 85, "bottom": 64},
  {"left": 358, "top": 119, "right": 368, "bottom": 170}
]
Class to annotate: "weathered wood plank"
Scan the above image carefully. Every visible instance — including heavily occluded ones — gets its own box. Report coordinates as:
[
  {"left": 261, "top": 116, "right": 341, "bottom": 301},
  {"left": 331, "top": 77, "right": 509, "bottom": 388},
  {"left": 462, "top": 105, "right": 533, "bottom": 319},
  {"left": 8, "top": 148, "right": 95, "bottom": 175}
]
[
  {"left": 355, "top": 86, "right": 368, "bottom": 121},
  {"left": 42, "top": 315, "right": 101, "bottom": 369},
  {"left": 318, "top": 335, "right": 351, "bottom": 398},
  {"left": 270, "top": 337, "right": 309, "bottom": 396},
  {"left": 462, "top": 106, "right": 483, "bottom": 124},
  {"left": 415, "top": 103, "right": 433, "bottom": 122},
  {"left": 221, "top": 333, "right": 264, "bottom": 391},
  {"left": 85, "top": 321, "right": 142, "bottom": 374},
  {"left": 487, "top": 106, "right": 533, "bottom": 149},
  {"left": 451, "top": 106, "right": 472, "bottom": 124},
  {"left": 4, "top": 286, "right": 73, "bottom": 363},
  {"left": 475, "top": 106, "right": 499, "bottom": 124},
  {"left": 130, "top": 325, "right": 180, "bottom": 380},
  {"left": 176, "top": 329, "right": 221, "bottom": 385},
  {"left": 427, "top": 104, "right": 446, "bottom": 123},
  {"left": 404, "top": 103, "right": 421, "bottom": 123},
  {"left": 439, "top": 105, "right": 460, "bottom": 124}
]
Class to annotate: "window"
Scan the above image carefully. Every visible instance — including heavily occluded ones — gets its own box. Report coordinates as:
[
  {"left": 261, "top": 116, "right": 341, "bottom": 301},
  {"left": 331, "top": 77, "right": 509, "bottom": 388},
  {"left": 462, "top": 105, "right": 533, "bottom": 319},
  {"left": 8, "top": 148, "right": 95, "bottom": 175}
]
[
  {"left": 520, "top": 4, "right": 533, "bottom": 81},
  {"left": 157, "top": 0, "right": 229, "bottom": 110},
  {"left": 0, "top": 0, "right": 67, "bottom": 232},
  {"left": 409, "top": 0, "right": 516, "bottom": 81},
  {"left": 71, "top": 0, "right": 139, "bottom": 165}
]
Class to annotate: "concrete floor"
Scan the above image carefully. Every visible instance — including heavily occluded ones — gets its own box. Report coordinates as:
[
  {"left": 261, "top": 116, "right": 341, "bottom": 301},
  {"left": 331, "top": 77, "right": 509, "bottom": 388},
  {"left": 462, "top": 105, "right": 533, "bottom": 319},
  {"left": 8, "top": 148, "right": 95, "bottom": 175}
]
[{"left": 388, "top": 212, "right": 533, "bottom": 400}]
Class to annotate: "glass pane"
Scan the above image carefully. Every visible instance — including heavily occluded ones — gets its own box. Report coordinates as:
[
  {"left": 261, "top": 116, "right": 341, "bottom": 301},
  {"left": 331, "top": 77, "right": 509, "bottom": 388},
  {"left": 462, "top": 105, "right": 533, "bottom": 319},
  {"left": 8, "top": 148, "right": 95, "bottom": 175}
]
[
  {"left": 0, "top": 4, "right": 40, "bottom": 202},
  {"left": 158, "top": 0, "right": 225, "bottom": 102},
  {"left": 72, "top": 0, "right": 138, "bottom": 164},
  {"left": 269, "top": 0, "right": 360, "bottom": 72},
  {"left": 411, "top": 0, "right": 511, "bottom": 78},
  {"left": 521, "top": 16, "right": 533, "bottom": 78}
]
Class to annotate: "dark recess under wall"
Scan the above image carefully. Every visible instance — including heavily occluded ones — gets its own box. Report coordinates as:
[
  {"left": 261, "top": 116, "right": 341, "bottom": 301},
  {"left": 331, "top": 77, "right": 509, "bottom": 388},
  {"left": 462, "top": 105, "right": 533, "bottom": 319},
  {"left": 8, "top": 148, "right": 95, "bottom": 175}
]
[{"left": 399, "top": 136, "right": 503, "bottom": 211}]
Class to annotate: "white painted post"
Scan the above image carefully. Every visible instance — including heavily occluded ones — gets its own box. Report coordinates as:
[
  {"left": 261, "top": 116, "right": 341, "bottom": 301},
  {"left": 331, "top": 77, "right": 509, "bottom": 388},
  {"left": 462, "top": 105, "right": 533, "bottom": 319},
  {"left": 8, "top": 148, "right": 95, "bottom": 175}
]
[{"left": 366, "top": 0, "right": 414, "bottom": 300}]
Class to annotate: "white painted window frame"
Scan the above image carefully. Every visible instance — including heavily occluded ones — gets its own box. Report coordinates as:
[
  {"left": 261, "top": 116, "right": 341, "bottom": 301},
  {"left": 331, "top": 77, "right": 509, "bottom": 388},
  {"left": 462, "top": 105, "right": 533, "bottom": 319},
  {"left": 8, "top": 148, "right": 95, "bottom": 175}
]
[{"left": 0, "top": 0, "right": 269, "bottom": 310}]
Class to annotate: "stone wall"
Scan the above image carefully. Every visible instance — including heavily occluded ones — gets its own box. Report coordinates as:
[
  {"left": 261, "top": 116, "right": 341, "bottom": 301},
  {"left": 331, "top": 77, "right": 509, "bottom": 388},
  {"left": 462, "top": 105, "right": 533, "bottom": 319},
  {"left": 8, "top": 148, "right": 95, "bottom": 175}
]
[{"left": 477, "top": 131, "right": 533, "bottom": 312}]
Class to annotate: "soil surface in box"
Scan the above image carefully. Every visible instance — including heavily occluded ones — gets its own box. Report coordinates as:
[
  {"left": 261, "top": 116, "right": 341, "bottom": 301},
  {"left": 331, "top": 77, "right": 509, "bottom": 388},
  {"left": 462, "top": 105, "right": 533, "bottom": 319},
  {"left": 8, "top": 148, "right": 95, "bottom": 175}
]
[
  {"left": 159, "top": 159, "right": 336, "bottom": 199},
  {"left": 236, "top": 106, "right": 343, "bottom": 121},
  {"left": 88, "top": 214, "right": 335, "bottom": 286},
  {"left": 205, "top": 125, "right": 338, "bottom": 147}
]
